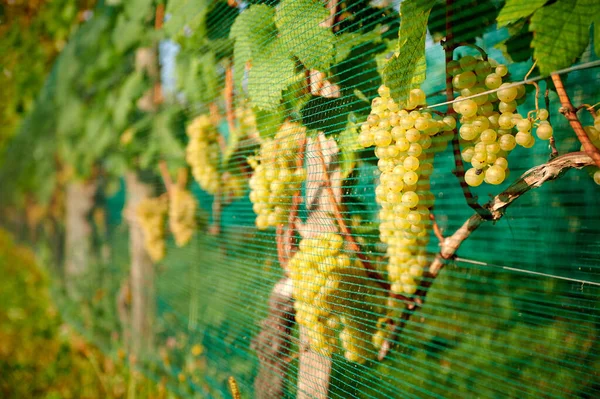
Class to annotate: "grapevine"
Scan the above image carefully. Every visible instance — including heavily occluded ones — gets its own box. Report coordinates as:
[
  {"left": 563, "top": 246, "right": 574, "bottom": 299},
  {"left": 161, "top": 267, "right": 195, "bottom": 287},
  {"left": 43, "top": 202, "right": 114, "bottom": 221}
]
[
  {"left": 248, "top": 122, "right": 306, "bottom": 230},
  {"left": 136, "top": 196, "right": 168, "bottom": 262},
  {"left": 186, "top": 115, "right": 221, "bottom": 195}
]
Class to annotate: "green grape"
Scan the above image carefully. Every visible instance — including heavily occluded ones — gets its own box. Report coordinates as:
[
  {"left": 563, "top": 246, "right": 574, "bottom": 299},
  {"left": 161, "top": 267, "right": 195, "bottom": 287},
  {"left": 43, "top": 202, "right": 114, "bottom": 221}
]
[
  {"left": 515, "top": 131, "right": 531, "bottom": 147},
  {"left": 453, "top": 71, "right": 477, "bottom": 89},
  {"left": 465, "top": 168, "right": 484, "bottom": 187},
  {"left": 537, "top": 108, "right": 549, "bottom": 121},
  {"left": 594, "top": 169, "right": 600, "bottom": 185},
  {"left": 536, "top": 121, "right": 553, "bottom": 140},
  {"left": 485, "top": 165, "right": 506, "bottom": 185},
  {"left": 485, "top": 73, "right": 503, "bottom": 89},
  {"left": 495, "top": 64, "right": 508, "bottom": 77},
  {"left": 516, "top": 118, "right": 532, "bottom": 133},
  {"left": 497, "top": 83, "right": 518, "bottom": 103},
  {"left": 459, "top": 55, "right": 477, "bottom": 71}
]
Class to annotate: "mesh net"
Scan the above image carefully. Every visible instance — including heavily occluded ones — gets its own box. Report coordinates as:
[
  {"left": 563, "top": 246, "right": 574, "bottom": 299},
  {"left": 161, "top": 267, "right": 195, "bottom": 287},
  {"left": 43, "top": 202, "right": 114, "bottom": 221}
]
[{"left": 2, "top": 0, "right": 600, "bottom": 398}]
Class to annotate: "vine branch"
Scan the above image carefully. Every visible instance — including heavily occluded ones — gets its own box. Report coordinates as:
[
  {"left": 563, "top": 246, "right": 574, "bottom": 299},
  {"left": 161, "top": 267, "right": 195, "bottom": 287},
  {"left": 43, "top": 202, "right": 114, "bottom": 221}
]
[
  {"left": 313, "top": 135, "right": 389, "bottom": 289},
  {"left": 379, "top": 152, "right": 594, "bottom": 360},
  {"left": 551, "top": 74, "right": 600, "bottom": 168}
]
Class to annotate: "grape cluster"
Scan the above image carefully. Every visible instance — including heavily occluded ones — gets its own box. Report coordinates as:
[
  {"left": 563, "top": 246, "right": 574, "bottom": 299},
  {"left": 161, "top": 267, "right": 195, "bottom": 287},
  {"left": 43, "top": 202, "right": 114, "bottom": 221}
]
[
  {"left": 136, "top": 196, "right": 168, "bottom": 262},
  {"left": 583, "top": 115, "right": 600, "bottom": 185},
  {"left": 248, "top": 122, "right": 306, "bottom": 230},
  {"left": 449, "top": 55, "right": 553, "bottom": 186},
  {"left": 359, "top": 85, "right": 452, "bottom": 296},
  {"left": 168, "top": 187, "right": 197, "bottom": 247},
  {"left": 289, "top": 233, "right": 383, "bottom": 363},
  {"left": 186, "top": 115, "right": 220, "bottom": 194}
]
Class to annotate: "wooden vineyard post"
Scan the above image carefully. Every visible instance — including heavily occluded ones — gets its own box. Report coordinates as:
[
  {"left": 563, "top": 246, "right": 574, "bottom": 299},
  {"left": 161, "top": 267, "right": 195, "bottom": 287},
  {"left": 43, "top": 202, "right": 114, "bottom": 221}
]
[{"left": 64, "top": 180, "right": 97, "bottom": 298}]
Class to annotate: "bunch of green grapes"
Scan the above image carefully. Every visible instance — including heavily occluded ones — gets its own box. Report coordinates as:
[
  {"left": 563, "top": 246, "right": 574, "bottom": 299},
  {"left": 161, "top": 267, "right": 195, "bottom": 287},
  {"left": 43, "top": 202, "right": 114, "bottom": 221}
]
[
  {"left": 248, "top": 122, "right": 306, "bottom": 230},
  {"left": 358, "top": 85, "right": 453, "bottom": 297},
  {"left": 449, "top": 55, "right": 553, "bottom": 186},
  {"left": 186, "top": 115, "right": 220, "bottom": 194},
  {"left": 136, "top": 196, "right": 168, "bottom": 262},
  {"left": 583, "top": 114, "right": 600, "bottom": 184},
  {"left": 168, "top": 187, "right": 197, "bottom": 247},
  {"left": 289, "top": 232, "right": 384, "bottom": 363}
]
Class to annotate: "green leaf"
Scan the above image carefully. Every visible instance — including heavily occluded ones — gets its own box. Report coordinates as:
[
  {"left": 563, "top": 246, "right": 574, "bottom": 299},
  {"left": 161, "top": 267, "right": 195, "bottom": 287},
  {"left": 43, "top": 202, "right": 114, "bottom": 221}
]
[
  {"left": 497, "top": 0, "right": 547, "bottom": 27},
  {"left": 595, "top": 22, "right": 600, "bottom": 57},
  {"left": 230, "top": 4, "right": 277, "bottom": 89},
  {"left": 247, "top": 39, "right": 297, "bottom": 110},
  {"left": 275, "top": 0, "right": 335, "bottom": 71},
  {"left": 124, "top": 0, "right": 154, "bottom": 21},
  {"left": 335, "top": 27, "right": 383, "bottom": 64},
  {"left": 530, "top": 0, "right": 599, "bottom": 76},
  {"left": 113, "top": 71, "right": 144, "bottom": 130},
  {"left": 382, "top": 0, "right": 435, "bottom": 105},
  {"left": 111, "top": 15, "right": 143, "bottom": 53},
  {"left": 254, "top": 107, "right": 284, "bottom": 139},
  {"left": 164, "top": 0, "right": 210, "bottom": 40},
  {"left": 337, "top": 117, "right": 361, "bottom": 179}
]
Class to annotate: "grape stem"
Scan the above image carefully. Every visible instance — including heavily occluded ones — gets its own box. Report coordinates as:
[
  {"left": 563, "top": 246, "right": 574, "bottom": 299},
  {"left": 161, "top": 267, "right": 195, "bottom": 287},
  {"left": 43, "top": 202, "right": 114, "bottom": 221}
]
[
  {"left": 545, "top": 83, "right": 559, "bottom": 159},
  {"left": 283, "top": 135, "right": 307, "bottom": 269},
  {"left": 551, "top": 74, "right": 600, "bottom": 168},
  {"left": 430, "top": 212, "right": 445, "bottom": 243},
  {"left": 453, "top": 42, "right": 488, "bottom": 60},
  {"left": 313, "top": 135, "right": 390, "bottom": 290},
  {"left": 378, "top": 151, "right": 595, "bottom": 360}
]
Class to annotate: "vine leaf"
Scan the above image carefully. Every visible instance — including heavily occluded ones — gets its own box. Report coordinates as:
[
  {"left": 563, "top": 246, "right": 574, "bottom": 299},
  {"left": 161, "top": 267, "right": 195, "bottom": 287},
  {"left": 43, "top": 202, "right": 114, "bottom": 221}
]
[
  {"left": 276, "top": 0, "right": 335, "bottom": 71},
  {"left": 164, "top": 0, "right": 209, "bottom": 40},
  {"left": 254, "top": 107, "right": 284, "bottom": 139},
  {"left": 382, "top": 0, "right": 435, "bottom": 105},
  {"left": 335, "top": 26, "right": 383, "bottom": 64},
  {"left": 247, "top": 39, "right": 297, "bottom": 110},
  {"left": 338, "top": 117, "right": 361, "bottom": 179},
  {"left": 496, "top": 0, "right": 548, "bottom": 27},
  {"left": 595, "top": 23, "right": 600, "bottom": 57},
  {"left": 530, "top": 0, "right": 600, "bottom": 76},
  {"left": 230, "top": 4, "right": 277, "bottom": 90}
]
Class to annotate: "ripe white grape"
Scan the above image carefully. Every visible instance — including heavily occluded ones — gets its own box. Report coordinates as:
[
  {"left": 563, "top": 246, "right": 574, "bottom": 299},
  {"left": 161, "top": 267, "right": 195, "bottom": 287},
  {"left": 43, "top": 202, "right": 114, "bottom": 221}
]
[
  {"left": 536, "top": 121, "right": 553, "bottom": 140},
  {"left": 594, "top": 169, "right": 600, "bottom": 185},
  {"left": 465, "top": 168, "right": 484, "bottom": 187},
  {"left": 169, "top": 187, "right": 197, "bottom": 247},
  {"left": 484, "top": 165, "right": 506, "bottom": 185}
]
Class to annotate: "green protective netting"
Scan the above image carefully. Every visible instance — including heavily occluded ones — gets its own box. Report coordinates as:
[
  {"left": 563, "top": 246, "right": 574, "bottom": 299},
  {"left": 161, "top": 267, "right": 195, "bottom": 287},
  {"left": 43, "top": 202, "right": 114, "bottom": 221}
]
[{"left": 2, "top": 0, "right": 600, "bottom": 398}]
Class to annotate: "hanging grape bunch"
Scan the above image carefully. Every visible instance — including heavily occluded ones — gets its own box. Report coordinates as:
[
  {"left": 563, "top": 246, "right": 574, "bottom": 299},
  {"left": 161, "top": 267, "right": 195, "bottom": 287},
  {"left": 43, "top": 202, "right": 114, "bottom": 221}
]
[
  {"left": 186, "top": 115, "right": 220, "bottom": 194},
  {"left": 358, "top": 85, "right": 453, "bottom": 296},
  {"left": 449, "top": 55, "right": 552, "bottom": 186},
  {"left": 168, "top": 187, "right": 197, "bottom": 247},
  {"left": 288, "top": 233, "right": 384, "bottom": 363},
  {"left": 136, "top": 196, "right": 168, "bottom": 262},
  {"left": 248, "top": 122, "right": 306, "bottom": 230}
]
